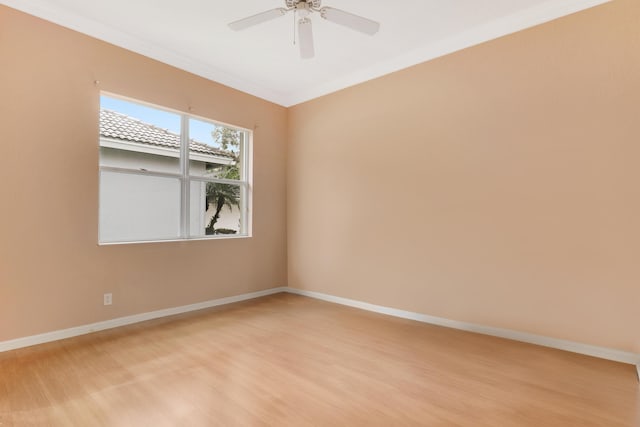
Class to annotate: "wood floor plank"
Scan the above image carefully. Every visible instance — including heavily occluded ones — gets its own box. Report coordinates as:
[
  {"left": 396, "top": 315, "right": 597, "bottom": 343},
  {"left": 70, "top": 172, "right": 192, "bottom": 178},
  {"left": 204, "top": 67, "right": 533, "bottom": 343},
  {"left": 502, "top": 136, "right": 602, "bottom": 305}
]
[{"left": 0, "top": 293, "right": 638, "bottom": 426}]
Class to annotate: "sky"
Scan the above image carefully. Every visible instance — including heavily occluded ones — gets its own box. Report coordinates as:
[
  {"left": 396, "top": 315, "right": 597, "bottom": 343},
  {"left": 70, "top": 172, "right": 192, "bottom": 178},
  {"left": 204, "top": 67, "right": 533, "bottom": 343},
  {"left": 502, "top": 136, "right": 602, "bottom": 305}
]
[{"left": 100, "top": 95, "right": 223, "bottom": 148}]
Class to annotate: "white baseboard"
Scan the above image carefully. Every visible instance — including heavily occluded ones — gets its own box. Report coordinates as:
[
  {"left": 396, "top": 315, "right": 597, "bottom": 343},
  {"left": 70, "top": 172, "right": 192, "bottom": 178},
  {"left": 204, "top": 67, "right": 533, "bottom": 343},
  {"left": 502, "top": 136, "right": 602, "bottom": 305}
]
[
  {"left": 286, "top": 288, "right": 640, "bottom": 366},
  {"left": 3, "top": 285, "right": 639, "bottom": 373},
  {"left": 0, "top": 287, "right": 287, "bottom": 353}
]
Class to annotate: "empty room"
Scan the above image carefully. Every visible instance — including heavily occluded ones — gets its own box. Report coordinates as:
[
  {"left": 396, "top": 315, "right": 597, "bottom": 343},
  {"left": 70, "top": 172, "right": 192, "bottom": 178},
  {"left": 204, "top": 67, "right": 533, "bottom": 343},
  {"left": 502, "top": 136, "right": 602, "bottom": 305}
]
[{"left": 0, "top": 0, "right": 638, "bottom": 425}]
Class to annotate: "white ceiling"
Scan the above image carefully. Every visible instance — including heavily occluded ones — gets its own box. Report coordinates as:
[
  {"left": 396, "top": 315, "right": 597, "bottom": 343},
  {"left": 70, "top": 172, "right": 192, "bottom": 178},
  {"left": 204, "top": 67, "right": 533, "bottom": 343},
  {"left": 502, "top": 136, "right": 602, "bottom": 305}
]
[{"left": 3, "top": 0, "right": 609, "bottom": 106}]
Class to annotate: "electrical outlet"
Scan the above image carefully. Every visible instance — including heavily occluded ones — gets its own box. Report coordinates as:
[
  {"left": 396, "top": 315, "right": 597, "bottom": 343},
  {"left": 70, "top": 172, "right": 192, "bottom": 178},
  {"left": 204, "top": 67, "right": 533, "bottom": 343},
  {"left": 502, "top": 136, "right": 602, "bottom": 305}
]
[{"left": 103, "top": 293, "right": 113, "bottom": 306}]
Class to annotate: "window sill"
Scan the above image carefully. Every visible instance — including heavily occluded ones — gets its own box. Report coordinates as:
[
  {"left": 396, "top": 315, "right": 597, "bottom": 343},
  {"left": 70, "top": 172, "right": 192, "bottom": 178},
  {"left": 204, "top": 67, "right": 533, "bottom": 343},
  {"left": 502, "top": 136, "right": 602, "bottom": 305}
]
[{"left": 98, "top": 234, "right": 251, "bottom": 246}]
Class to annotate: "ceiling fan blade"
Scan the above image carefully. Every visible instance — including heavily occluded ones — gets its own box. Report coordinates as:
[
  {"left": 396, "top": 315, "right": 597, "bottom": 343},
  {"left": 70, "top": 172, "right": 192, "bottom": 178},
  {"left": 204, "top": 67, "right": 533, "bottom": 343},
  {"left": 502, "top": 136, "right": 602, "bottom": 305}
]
[
  {"left": 298, "top": 18, "right": 315, "bottom": 59},
  {"left": 320, "top": 7, "right": 380, "bottom": 35},
  {"left": 229, "top": 8, "right": 288, "bottom": 31}
]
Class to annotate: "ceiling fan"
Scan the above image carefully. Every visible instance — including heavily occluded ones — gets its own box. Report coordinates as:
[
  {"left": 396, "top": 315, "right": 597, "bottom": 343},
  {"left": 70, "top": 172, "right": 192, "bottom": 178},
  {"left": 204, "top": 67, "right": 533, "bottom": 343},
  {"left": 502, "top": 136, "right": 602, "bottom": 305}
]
[{"left": 229, "top": 0, "right": 380, "bottom": 59}]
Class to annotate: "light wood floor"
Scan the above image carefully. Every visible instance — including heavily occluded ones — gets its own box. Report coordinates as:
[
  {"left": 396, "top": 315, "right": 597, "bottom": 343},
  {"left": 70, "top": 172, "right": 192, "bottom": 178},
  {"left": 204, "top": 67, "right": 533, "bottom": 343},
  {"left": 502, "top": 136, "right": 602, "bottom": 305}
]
[{"left": 0, "top": 293, "right": 638, "bottom": 426}]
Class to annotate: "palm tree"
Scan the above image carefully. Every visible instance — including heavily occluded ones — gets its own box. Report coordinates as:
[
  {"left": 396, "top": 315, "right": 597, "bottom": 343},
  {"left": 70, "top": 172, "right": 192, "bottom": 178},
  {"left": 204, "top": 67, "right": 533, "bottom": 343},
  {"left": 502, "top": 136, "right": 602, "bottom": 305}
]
[
  {"left": 204, "top": 127, "right": 242, "bottom": 235},
  {"left": 205, "top": 176, "right": 240, "bottom": 235}
]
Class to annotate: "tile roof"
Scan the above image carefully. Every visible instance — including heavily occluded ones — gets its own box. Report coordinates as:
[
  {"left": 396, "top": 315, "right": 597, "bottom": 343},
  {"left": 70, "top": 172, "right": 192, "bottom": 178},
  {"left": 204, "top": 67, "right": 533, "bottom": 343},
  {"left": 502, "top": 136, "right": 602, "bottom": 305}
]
[{"left": 99, "top": 109, "right": 234, "bottom": 158}]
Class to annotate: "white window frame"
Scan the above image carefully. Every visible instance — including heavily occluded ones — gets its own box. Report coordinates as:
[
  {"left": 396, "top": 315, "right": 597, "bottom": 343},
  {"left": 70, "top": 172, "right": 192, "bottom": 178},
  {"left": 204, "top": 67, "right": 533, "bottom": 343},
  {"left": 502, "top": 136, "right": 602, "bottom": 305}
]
[{"left": 98, "top": 93, "right": 252, "bottom": 245}]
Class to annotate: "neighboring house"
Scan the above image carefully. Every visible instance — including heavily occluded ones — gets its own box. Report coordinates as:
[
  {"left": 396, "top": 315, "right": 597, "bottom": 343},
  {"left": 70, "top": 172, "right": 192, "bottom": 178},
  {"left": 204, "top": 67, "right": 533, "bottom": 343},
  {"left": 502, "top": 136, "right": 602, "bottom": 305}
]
[{"left": 99, "top": 109, "right": 241, "bottom": 241}]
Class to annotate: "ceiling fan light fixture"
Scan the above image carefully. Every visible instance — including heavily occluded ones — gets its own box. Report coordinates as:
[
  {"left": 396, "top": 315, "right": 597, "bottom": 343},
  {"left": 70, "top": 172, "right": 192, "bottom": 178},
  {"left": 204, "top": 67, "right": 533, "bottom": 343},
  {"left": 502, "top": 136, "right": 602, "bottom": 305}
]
[{"left": 296, "top": 4, "right": 311, "bottom": 18}]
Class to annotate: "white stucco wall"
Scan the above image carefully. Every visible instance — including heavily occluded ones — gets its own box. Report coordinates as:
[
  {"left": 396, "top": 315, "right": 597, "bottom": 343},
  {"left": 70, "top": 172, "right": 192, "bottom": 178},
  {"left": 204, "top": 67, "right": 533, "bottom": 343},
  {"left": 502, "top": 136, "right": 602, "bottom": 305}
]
[{"left": 99, "top": 145, "right": 241, "bottom": 242}]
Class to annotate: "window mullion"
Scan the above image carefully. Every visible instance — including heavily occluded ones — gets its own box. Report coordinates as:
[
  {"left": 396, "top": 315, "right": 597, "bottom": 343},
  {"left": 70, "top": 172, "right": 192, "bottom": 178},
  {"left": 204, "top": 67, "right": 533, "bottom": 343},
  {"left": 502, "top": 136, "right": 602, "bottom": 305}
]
[{"left": 180, "top": 115, "right": 190, "bottom": 238}]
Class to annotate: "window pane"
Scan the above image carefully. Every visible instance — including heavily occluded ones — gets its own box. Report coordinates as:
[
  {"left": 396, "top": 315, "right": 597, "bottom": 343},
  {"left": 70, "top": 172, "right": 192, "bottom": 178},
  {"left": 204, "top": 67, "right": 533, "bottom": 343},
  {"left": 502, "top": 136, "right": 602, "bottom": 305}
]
[
  {"left": 100, "top": 96, "right": 181, "bottom": 174},
  {"left": 190, "top": 181, "right": 242, "bottom": 237},
  {"left": 99, "top": 171, "right": 181, "bottom": 243},
  {"left": 188, "top": 118, "right": 240, "bottom": 180},
  {"left": 97, "top": 93, "right": 251, "bottom": 244}
]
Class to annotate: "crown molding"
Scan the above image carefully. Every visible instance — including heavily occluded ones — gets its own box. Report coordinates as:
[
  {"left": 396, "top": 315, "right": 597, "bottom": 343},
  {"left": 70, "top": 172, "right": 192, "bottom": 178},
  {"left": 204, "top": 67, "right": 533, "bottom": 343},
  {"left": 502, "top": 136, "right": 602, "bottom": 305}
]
[
  {"left": 2, "top": 0, "right": 611, "bottom": 107},
  {"left": 282, "top": 0, "right": 611, "bottom": 106},
  {"left": 0, "top": 0, "right": 286, "bottom": 105}
]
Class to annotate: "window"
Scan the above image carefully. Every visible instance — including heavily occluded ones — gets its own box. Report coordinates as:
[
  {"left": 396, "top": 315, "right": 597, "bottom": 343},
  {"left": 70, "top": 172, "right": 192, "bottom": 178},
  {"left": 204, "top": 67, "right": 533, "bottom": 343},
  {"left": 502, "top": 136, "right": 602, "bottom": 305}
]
[{"left": 98, "top": 94, "right": 251, "bottom": 244}]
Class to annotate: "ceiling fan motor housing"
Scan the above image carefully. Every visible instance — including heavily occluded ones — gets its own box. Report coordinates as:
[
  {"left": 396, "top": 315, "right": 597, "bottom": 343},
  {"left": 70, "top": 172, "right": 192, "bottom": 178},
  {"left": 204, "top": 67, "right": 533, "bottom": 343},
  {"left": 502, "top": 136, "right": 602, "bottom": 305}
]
[{"left": 287, "top": 0, "right": 322, "bottom": 9}]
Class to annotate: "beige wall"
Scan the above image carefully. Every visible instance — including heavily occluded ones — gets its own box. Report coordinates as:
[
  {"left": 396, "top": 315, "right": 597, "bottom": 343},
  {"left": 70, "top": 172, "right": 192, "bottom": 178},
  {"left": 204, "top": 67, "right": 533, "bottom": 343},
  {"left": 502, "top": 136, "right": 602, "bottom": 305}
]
[
  {"left": 0, "top": 6, "right": 287, "bottom": 341},
  {"left": 288, "top": 0, "right": 640, "bottom": 353},
  {"left": 1, "top": 1, "right": 638, "bottom": 355}
]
